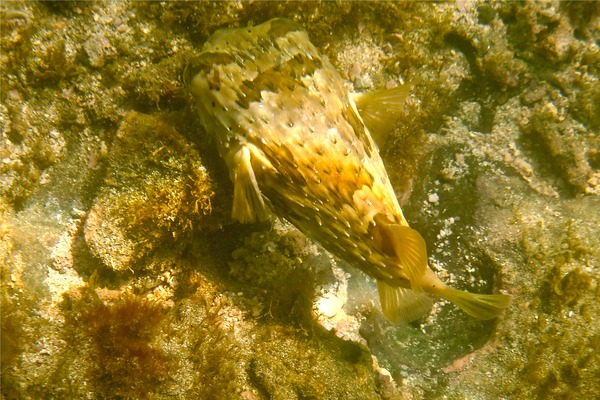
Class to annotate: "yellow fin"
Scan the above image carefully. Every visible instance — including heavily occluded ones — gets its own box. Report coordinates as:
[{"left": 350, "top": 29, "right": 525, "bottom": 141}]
[
  {"left": 377, "top": 223, "right": 428, "bottom": 289},
  {"left": 377, "top": 280, "right": 433, "bottom": 323},
  {"left": 439, "top": 287, "right": 511, "bottom": 320},
  {"left": 352, "top": 85, "right": 412, "bottom": 146},
  {"left": 231, "top": 146, "right": 268, "bottom": 223}
]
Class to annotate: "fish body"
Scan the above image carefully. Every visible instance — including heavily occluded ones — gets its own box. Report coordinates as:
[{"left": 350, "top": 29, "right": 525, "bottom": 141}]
[{"left": 187, "top": 18, "right": 510, "bottom": 322}]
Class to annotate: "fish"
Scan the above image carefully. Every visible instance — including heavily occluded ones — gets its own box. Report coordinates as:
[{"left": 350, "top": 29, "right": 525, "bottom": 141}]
[{"left": 186, "top": 18, "right": 511, "bottom": 323}]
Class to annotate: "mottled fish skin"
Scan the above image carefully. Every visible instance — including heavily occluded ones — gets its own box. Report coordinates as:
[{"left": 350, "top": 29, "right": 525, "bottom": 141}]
[
  {"left": 187, "top": 18, "right": 409, "bottom": 285},
  {"left": 187, "top": 18, "right": 511, "bottom": 322}
]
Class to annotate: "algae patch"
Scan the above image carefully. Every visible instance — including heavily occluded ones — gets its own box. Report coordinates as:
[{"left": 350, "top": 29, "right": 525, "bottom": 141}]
[{"left": 84, "top": 111, "right": 215, "bottom": 274}]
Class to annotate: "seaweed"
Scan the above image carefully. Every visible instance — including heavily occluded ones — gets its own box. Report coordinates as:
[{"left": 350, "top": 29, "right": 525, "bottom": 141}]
[{"left": 61, "top": 288, "right": 170, "bottom": 399}]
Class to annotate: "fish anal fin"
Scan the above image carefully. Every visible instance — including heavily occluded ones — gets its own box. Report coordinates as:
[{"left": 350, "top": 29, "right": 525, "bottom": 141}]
[
  {"left": 377, "top": 280, "right": 433, "bottom": 324},
  {"left": 351, "top": 85, "right": 412, "bottom": 146},
  {"left": 231, "top": 146, "right": 268, "bottom": 223},
  {"left": 377, "top": 222, "right": 428, "bottom": 289}
]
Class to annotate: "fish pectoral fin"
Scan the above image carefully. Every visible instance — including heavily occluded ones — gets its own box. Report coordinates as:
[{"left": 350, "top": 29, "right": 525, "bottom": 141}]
[
  {"left": 377, "top": 281, "right": 433, "bottom": 323},
  {"left": 351, "top": 84, "right": 413, "bottom": 146},
  {"left": 376, "top": 222, "right": 428, "bottom": 288},
  {"left": 231, "top": 146, "right": 268, "bottom": 223}
]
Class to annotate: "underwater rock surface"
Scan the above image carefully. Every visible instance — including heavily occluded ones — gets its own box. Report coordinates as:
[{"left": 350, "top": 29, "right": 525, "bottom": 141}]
[{"left": 1, "top": 1, "right": 598, "bottom": 399}]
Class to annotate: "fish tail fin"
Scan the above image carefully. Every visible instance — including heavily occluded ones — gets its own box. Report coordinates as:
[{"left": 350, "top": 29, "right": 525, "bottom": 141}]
[
  {"left": 377, "top": 280, "right": 433, "bottom": 324},
  {"left": 375, "top": 219, "right": 511, "bottom": 320},
  {"left": 439, "top": 287, "right": 511, "bottom": 320}
]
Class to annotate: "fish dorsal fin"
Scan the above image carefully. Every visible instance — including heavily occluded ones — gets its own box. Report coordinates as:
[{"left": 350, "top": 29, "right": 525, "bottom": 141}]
[
  {"left": 231, "top": 146, "right": 268, "bottom": 223},
  {"left": 377, "top": 280, "right": 433, "bottom": 323},
  {"left": 377, "top": 222, "right": 428, "bottom": 290},
  {"left": 351, "top": 85, "right": 412, "bottom": 147}
]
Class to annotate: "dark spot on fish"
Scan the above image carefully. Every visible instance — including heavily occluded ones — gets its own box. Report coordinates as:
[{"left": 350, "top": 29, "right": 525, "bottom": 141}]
[
  {"left": 342, "top": 105, "right": 372, "bottom": 157},
  {"left": 236, "top": 96, "right": 250, "bottom": 109},
  {"left": 264, "top": 80, "right": 277, "bottom": 92},
  {"left": 211, "top": 101, "right": 216, "bottom": 108},
  {"left": 208, "top": 69, "right": 221, "bottom": 91},
  {"left": 244, "top": 50, "right": 321, "bottom": 99},
  {"left": 239, "top": 80, "right": 261, "bottom": 104}
]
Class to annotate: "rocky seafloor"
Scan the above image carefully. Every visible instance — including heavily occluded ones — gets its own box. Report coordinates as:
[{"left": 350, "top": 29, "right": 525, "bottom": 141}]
[{"left": 1, "top": 1, "right": 598, "bottom": 399}]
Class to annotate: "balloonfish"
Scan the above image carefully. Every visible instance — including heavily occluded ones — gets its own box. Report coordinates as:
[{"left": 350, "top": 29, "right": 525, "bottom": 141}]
[{"left": 186, "top": 18, "right": 511, "bottom": 323}]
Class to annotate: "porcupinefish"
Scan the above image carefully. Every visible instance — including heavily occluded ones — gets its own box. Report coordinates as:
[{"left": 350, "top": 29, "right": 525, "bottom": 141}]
[{"left": 186, "top": 18, "right": 511, "bottom": 323}]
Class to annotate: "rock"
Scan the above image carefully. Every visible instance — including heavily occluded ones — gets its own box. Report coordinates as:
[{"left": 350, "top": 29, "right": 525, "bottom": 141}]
[
  {"left": 84, "top": 112, "right": 215, "bottom": 272},
  {"left": 83, "top": 33, "right": 117, "bottom": 68}
]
